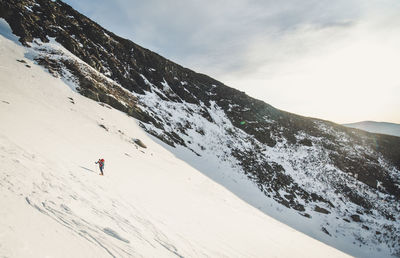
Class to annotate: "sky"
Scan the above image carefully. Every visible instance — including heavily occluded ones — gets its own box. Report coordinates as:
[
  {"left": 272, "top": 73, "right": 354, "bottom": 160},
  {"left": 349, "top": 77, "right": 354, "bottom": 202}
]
[{"left": 62, "top": 0, "right": 400, "bottom": 124}]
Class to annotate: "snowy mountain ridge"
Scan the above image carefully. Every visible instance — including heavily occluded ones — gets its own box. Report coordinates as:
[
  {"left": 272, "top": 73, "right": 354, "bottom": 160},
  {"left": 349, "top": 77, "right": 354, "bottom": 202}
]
[
  {"left": 344, "top": 121, "right": 400, "bottom": 137},
  {"left": 1, "top": 0, "right": 400, "bottom": 257}
]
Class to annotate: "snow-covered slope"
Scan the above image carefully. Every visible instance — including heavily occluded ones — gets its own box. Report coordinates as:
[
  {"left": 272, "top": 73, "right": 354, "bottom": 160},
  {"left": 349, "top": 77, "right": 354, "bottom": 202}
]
[
  {"left": 0, "top": 24, "right": 349, "bottom": 257},
  {"left": 1, "top": 1, "right": 400, "bottom": 256},
  {"left": 344, "top": 121, "right": 400, "bottom": 137}
]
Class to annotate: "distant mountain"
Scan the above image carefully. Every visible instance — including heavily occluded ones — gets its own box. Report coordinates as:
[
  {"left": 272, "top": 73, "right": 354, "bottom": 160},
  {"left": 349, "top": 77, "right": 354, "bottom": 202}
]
[
  {"left": 1, "top": 0, "right": 400, "bottom": 257},
  {"left": 344, "top": 121, "right": 400, "bottom": 137}
]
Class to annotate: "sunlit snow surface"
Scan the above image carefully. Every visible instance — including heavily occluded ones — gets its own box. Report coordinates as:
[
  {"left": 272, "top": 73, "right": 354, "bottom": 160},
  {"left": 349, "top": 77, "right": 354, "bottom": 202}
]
[
  {"left": 0, "top": 19, "right": 352, "bottom": 258},
  {"left": 0, "top": 18, "right": 398, "bottom": 257}
]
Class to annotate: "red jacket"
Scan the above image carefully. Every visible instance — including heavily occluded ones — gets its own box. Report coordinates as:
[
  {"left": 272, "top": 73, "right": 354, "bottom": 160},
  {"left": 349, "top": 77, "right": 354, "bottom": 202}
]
[{"left": 97, "top": 159, "right": 104, "bottom": 167}]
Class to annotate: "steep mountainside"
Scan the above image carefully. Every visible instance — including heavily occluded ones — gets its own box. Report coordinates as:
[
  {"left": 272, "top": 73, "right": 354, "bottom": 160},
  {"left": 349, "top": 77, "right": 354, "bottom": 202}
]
[
  {"left": 344, "top": 121, "right": 400, "bottom": 137},
  {"left": 1, "top": 0, "right": 400, "bottom": 256},
  {"left": 1, "top": 31, "right": 351, "bottom": 257}
]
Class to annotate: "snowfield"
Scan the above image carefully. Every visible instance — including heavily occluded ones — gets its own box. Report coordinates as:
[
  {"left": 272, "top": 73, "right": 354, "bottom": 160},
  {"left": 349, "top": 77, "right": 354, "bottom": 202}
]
[{"left": 0, "top": 23, "right": 350, "bottom": 257}]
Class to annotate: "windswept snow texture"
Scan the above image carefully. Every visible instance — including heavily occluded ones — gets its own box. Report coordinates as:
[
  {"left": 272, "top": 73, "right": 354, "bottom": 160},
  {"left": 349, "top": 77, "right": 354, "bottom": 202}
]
[
  {"left": 0, "top": 27, "right": 350, "bottom": 257},
  {"left": 344, "top": 121, "right": 400, "bottom": 137}
]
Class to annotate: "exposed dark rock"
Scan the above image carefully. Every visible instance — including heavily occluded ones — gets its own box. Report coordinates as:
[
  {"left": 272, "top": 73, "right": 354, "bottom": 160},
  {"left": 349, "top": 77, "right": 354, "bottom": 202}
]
[
  {"left": 98, "top": 124, "right": 108, "bottom": 131},
  {"left": 384, "top": 213, "right": 396, "bottom": 222},
  {"left": 322, "top": 227, "right": 331, "bottom": 236},
  {"left": 299, "top": 138, "right": 313, "bottom": 146},
  {"left": 362, "top": 225, "right": 370, "bottom": 230},
  {"left": 133, "top": 139, "right": 147, "bottom": 149},
  {"left": 315, "top": 205, "right": 331, "bottom": 214},
  {"left": 351, "top": 214, "right": 361, "bottom": 222}
]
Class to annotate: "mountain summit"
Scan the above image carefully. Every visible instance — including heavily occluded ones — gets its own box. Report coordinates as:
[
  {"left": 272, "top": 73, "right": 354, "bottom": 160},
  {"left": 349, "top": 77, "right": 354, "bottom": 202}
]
[{"left": 1, "top": 0, "right": 399, "bottom": 257}]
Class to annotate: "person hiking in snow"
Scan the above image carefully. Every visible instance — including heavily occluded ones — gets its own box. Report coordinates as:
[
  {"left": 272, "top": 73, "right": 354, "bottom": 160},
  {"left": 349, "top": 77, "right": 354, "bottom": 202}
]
[{"left": 95, "top": 158, "right": 105, "bottom": 175}]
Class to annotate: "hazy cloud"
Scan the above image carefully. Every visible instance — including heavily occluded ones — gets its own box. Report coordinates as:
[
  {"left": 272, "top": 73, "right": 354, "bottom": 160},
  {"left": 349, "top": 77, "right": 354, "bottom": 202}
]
[{"left": 62, "top": 0, "right": 364, "bottom": 72}]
